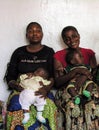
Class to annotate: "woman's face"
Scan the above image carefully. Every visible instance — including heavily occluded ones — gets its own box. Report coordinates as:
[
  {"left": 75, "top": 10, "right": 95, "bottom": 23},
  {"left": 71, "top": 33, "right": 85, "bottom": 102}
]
[
  {"left": 26, "top": 24, "right": 43, "bottom": 44},
  {"left": 63, "top": 30, "right": 80, "bottom": 49}
]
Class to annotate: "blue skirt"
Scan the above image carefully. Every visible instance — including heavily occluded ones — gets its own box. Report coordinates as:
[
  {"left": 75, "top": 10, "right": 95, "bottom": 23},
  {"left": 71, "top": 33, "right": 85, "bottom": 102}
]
[{"left": 7, "top": 91, "right": 57, "bottom": 130}]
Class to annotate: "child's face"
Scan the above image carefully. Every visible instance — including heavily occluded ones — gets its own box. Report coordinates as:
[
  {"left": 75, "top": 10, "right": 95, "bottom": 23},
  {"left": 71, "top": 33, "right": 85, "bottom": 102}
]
[
  {"left": 72, "top": 53, "right": 83, "bottom": 65},
  {"left": 34, "top": 68, "right": 47, "bottom": 79}
]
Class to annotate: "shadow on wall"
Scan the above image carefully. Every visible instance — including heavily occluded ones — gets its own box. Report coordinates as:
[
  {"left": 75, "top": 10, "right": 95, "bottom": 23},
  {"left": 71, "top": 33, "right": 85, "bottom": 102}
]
[
  {"left": 59, "top": 36, "right": 68, "bottom": 49},
  {"left": 96, "top": 55, "right": 99, "bottom": 64}
]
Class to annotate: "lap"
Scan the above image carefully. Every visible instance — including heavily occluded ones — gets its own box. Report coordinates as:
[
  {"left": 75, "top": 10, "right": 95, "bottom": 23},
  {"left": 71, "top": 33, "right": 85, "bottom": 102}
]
[
  {"left": 6, "top": 91, "right": 57, "bottom": 130},
  {"left": 55, "top": 84, "right": 99, "bottom": 130}
]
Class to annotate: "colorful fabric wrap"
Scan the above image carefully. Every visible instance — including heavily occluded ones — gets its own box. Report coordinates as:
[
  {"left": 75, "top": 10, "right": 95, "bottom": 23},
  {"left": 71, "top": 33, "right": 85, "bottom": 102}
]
[{"left": 6, "top": 91, "right": 57, "bottom": 130}]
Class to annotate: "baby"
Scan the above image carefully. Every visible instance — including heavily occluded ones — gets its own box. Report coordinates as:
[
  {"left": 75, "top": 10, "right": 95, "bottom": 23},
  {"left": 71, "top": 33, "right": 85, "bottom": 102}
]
[
  {"left": 19, "top": 68, "right": 51, "bottom": 124},
  {"left": 65, "top": 49, "right": 95, "bottom": 105}
]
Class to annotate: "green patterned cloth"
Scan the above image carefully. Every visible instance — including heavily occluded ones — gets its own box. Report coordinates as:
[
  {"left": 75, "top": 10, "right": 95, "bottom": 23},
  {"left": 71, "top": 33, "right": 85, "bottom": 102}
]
[
  {"left": 55, "top": 82, "right": 99, "bottom": 130},
  {"left": 6, "top": 91, "right": 57, "bottom": 130}
]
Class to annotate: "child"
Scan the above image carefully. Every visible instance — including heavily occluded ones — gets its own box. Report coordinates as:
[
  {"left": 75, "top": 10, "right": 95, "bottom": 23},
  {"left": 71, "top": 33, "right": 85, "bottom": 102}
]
[
  {"left": 19, "top": 68, "right": 51, "bottom": 124},
  {"left": 65, "top": 49, "right": 96, "bottom": 105}
]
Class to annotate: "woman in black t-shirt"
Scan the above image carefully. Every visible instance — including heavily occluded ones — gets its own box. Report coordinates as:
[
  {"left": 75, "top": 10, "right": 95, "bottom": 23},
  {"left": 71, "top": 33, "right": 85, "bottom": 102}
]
[{"left": 5, "top": 22, "right": 57, "bottom": 130}]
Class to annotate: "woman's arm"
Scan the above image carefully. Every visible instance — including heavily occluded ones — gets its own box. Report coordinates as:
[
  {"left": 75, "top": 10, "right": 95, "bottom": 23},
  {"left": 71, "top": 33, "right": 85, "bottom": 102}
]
[
  {"left": 90, "top": 55, "right": 97, "bottom": 69},
  {"left": 5, "top": 49, "right": 23, "bottom": 91},
  {"left": 8, "top": 80, "right": 23, "bottom": 91},
  {"left": 89, "top": 54, "right": 98, "bottom": 81},
  {"left": 54, "top": 59, "right": 92, "bottom": 88},
  {"left": 5, "top": 49, "right": 19, "bottom": 84},
  {"left": 54, "top": 59, "right": 76, "bottom": 88}
]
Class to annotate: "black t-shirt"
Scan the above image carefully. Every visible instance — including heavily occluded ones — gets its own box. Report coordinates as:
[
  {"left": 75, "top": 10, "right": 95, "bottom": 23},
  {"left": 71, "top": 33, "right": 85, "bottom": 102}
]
[{"left": 5, "top": 45, "right": 55, "bottom": 83}]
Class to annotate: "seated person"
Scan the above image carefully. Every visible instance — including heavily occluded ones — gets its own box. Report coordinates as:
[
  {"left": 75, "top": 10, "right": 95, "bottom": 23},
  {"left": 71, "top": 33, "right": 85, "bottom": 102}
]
[
  {"left": 19, "top": 68, "right": 51, "bottom": 124},
  {"left": 65, "top": 49, "right": 96, "bottom": 105},
  {"left": 54, "top": 26, "right": 99, "bottom": 130},
  {"left": 5, "top": 22, "right": 57, "bottom": 130}
]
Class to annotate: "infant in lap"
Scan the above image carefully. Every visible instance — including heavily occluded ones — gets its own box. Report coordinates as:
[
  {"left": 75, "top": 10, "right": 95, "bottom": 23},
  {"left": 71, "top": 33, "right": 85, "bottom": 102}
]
[{"left": 19, "top": 68, "right": 51, "bottom": 124}]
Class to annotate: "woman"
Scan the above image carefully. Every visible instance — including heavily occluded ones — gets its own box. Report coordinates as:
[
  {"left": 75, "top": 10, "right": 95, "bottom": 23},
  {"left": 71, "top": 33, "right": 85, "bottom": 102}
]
[
  {"left": 5, "top": 22, "right": 57, "bottom": 130},
  {"left": 54, "top": 26, "right": 99, "bottom": 130}
]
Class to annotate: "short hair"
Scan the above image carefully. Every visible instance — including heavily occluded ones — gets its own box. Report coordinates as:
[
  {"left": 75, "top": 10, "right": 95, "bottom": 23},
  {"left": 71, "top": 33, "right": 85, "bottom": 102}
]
[
  {"left": 26, "top": 22, "right": 42, "bottom": 32},
  {"left": 61, "top": 26, "right": 79, "bottom": 39},
  {"left": 36, "top": 67, "right": 49, "bottom": 79}
]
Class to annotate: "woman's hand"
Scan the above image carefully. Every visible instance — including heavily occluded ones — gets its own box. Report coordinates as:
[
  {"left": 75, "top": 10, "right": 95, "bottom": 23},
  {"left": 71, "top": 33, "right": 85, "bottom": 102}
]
[
  {"left": 75, "top": 68, "right": 92, "bottom": 80},
  {"left": 54, "top": 68, "right": 92, "bottom": 88},
  {"left": 8, "top": 80, "right": 23, "bottom": 92},
  {"left": 35, "top": 86, "right": 48, "bottom": 99},
  {"left": 75, "top": 75, "right": 88, "bottom": 91},
  {"left": 35, "top": 78, "right": 54, "bottom": 98}
]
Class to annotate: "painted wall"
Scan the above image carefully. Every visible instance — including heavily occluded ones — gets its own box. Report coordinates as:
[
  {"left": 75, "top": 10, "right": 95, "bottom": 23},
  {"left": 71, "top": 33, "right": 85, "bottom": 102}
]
[{"left": 0, "top": 0, "right": 99, "bottom": 101}]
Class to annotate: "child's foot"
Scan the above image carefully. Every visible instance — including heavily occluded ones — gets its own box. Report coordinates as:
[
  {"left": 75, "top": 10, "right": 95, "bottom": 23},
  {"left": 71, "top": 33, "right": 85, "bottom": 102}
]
[
  {"left": 74, "top": 97, "right": 80, "bottom": 105},
  {"left": 37, "top": 111, "right": 46, "bottom": 124},
  {"left": 22, "top": 113, "right": 30, "bottom": 124},
  {"left": 83, "top": 90, "right": 91, "bottom": 100}
]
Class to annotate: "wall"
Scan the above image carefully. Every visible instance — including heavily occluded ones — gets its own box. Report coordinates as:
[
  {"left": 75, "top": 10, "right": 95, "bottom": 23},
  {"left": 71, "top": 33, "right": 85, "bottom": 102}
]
[{"left": 0, "top": 0, "right": 99, "bottom": 101}]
